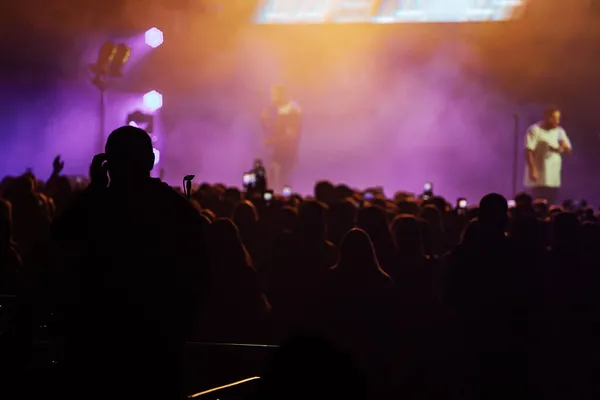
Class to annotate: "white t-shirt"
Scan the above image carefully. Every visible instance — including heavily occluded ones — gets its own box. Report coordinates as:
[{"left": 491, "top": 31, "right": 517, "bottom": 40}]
[
  {"left": 524, "top": 122, "right": 572, "bottom": 188},
  {"left": 278, "top": 101, "right": 301, "bottom": 116}
]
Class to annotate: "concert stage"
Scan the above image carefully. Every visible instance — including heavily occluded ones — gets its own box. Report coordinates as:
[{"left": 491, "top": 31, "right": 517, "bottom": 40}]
[{"left": 1, "top": 1, "right": 598, "bottom": 202}]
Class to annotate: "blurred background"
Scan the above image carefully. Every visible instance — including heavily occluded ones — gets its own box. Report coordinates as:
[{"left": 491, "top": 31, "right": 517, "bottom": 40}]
[{"left": 1, "top": 0, "right": 600, "bottom": 202}]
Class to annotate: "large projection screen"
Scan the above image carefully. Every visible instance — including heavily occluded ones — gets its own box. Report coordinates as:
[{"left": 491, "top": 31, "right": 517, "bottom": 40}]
[{"left": 255, "top": 0, "right": 526, "bottom": 24}]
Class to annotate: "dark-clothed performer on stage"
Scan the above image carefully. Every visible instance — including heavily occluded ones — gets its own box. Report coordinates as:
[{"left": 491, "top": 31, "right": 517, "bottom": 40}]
[{"left": 261, "top": 85, "right": 302, "bottom": 191}]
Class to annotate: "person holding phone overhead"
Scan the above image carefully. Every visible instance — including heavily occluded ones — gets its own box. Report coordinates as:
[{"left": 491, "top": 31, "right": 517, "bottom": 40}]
[
  {"left": 261, "top": 85, "right": 302, "bottom": 192},
  {"left": 524, "top": 107, "right": 572, "bottom": 205}
]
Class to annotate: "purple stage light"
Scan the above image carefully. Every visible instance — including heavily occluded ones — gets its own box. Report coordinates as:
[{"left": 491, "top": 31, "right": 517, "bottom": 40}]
[
  {"left": 143, "top": 90, "right": 163, "bottom": 112},
  {"left": 145, "top": 27, "right": 164, "bottom": 48},
  {"left": 153, "top": 148, "right": 161, "bottom": 165},
  {"left": 128, "top": 121, "right": 139, "bottom": 127}
]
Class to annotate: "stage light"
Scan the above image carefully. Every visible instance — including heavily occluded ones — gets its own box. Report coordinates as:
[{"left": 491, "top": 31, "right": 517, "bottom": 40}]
[
  {"left": 143, "top": 90, "right": 163, "bottom": 112},
  {"left": 153, "top": 148, "right": 161, "bottom": 165},
  {"left": 145, "top": 27, "right": 164, "bottom": 48},
  {"left": 128, "top": 121, "right": 139, "bottom": 127},
  {"left": 90, "top": 42, "right": 116, "bottom": 76},
  {"left": 108, "top": 44, "right": 131, "bottom": 77}
]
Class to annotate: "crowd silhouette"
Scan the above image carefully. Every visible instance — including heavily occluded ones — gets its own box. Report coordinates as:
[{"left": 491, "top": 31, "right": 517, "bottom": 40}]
[{"left": 1, "top": 125, "right": 600, "bottom": 399}]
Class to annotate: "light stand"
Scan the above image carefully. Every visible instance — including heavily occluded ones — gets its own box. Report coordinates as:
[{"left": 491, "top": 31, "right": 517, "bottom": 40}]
[
  {"left": 91, "top": 76, "right": 108, "bottom": 154},
  {"left": 89, "top": 42, "right": 131, "bottom": 154},
  {"left": 512, "top": 114, "right": 520, "bottom": 198}
]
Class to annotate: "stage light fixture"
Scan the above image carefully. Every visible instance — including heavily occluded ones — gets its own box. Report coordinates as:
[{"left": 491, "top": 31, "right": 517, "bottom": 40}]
[
  {"left": 90, "top": 41, "right": 117, "bottom": 76},
  {"left": 143, "top": 90, "right": 163, "bottom": 112},
  {"left": 108, "top": 44, "right": 131, "bottom": 77},
  {"left": 145, "top": 27, "right": 164, "bottom": 48}
]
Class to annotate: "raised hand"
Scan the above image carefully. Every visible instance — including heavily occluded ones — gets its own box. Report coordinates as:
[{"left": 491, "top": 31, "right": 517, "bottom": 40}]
[{"left": 53, "top": 155, "right": 65, "bottom": 174}]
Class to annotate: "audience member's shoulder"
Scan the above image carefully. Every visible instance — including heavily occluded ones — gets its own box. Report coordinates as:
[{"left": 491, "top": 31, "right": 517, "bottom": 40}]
[
  {"left": 147, "top": 179, "right": 206, "bottom": 225},
  {"left": 150, "top": 179, "right": 190, "bottom": 204}
]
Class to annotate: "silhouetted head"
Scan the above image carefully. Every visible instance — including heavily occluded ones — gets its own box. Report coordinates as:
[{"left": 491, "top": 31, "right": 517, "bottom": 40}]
[
  {"left": 334, "top": 184, "right": 354, "bottom": 200},
  {"left": 22, "top": 172, "right": 36, "bottom": 191},
  {"left": 328, "top": 199, "right": 358, "bottom": 228},
  {"left": 314, "top": 180, "right": 335, "bottom": 203},
  {"left": 397, "top": 200, "right": 420, "bottom": 216},
  {"left": 105, "top": 126, "right": 154, "bottom": 184},
  {"left": 391, "top": 214, "right": 423, "bottom": 254},
  {"left": 552, "top": 212, "right": 580, "bottom": 250},
  {"left": 274, "top": 206, "right": 297, "bottom": 232},
  {"left": 223, "top": 187, "right": 242, "bottom": 204},
  {"left": 4, "top": 175, "right": 34, "bottom": 198},
  {"left": 0, "top": 176, "right": 13, "bottom": 195},
  {"left": 357, "top": 205, "right": 389, "bottom": 240},
  {"left": 209, "top": 218, "right": 252, "bottom": 269},
  {"left": 337, "top": 228, "right": 380, "bottom": 272},
  {"left": 479, "top": 193, "right": 508, "bottom": 232},
  {"left": 233, "top": 200, "right": 258, "bottom": 228},
  {"left": 271, "top": 85, "right": 289, "bottom": 107},
  {"left": 426, "top": 196, "right": 448, "bottom": 213},
  {"left": 297, "top": 200, "right": 328, "bottom": 239},
  {"left": 543, "top": 107, "right": 561, "bottom": 129},
  {"left": 514, "top": 191, "right": 534, "bottom": 216},
  {"left": 420, "top": 204, "right": 443, "bottom": 232}
]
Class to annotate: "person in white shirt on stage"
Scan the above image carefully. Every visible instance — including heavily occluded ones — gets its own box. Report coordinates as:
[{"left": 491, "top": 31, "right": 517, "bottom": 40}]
[{"left": 524, "top": 107, "right": 572, "bottom": 204}]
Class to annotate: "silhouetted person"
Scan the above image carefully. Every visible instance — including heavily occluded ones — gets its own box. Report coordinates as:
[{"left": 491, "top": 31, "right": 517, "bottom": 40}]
[
  {"left": 0, "top": 199, "right": 21, "bottom": 295},
  {"left": 233, "top": 200, "right": 261, "bottom": 264},
  {"left": 196, "top": 218, "right": 269, "bottom": 343},
  {"left": 44, "top": 155, "right": 73, "bottom": 217},
  {"left": 267, "top": 200, "right": 335, "bottom": 332},
  {"left": 390, "top": 214, "right": 434, "bottom": 303},
  {"left": 273, "top": 205, "right": 297, "bottom": 234},
  {"left": 513, "top": 191, "right": 535, "bottom": 218},
  {"left": 314, "top": 180, "right": 336, "bottom": 204},
  {"left": 446, "top": 194, "right": 527, "bottom": 398},
  {"left": 321, "top": 229, "right": 394, "bottom": 397},
  {"left": 329, "top": 228, "right": 391, "bottom": 290},
  {"left": 420, "top": 204, "right": 445, "bottom": 256},
  {"left": 327, "top": 199, "right": 357, "bottom": 247},
  {"left": 357, "top": 205, "right": 396, "bottom": 275},
  {"left": 2, "top": 173, "right": 50, "bottom": 263},
  {"left": 51, "top": 126, "right": 208, "bottom": 400}
]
